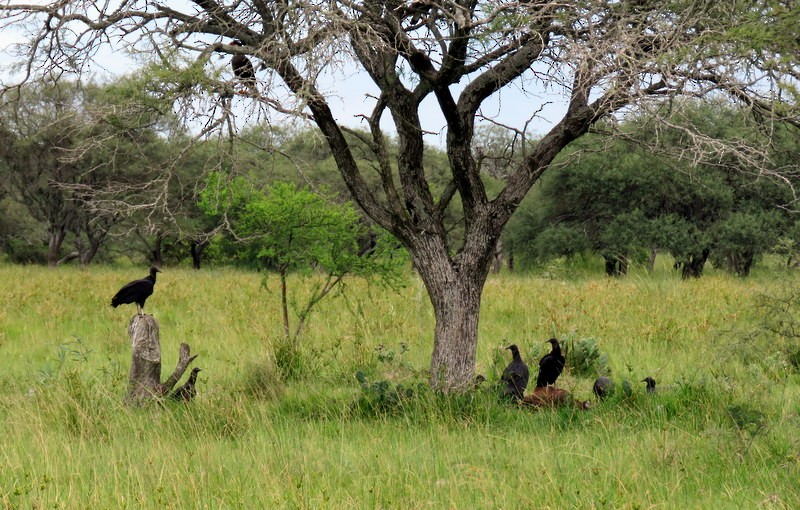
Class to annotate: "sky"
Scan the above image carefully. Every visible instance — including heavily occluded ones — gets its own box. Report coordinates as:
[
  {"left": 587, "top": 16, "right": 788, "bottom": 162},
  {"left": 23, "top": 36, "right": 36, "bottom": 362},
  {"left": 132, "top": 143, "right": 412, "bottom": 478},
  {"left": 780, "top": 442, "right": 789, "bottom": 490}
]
[{"left": 0, "top": 8, "right": 570, "bottom": 149}]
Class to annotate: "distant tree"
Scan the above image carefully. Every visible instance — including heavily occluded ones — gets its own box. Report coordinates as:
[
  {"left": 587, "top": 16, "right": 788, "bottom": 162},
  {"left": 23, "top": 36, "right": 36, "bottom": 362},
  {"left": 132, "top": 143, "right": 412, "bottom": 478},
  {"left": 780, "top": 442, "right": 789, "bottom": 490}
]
[
  {"left": 512, "top": 101, "right": 797, "bottom": 277},
  {"left": 711, "top": 211, "right": 783, "bottom": 276},
  {"left": 0, "top": 81, "right": 100, "bottom": 265},
  {"left": 511, "top": 132, "right": 730, "bottom": 276},
  {"left": 0, "top": 79, "right": 174, "bottom": 265}
]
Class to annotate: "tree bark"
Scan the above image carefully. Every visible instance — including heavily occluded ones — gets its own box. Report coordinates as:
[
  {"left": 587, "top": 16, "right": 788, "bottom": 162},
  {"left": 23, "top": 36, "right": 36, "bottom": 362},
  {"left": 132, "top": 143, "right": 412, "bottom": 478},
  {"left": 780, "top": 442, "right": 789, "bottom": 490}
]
[
  {"left": 427, "top": 278, "right": 484, "bottom": 392},
  {"left": 491, "top": 239, "right": 504, "bottom": 273},
  {"left": 413, "top": 237, "right": 491, "bottom": 392},
  {"left": 151, "top": 232, "right": 164, "bottom": 267},
  {"left": 680, "top": 249, "right": 710, "bottom": 278},
  {"left": 190, "top": 240, "right": 207, "bottom": 270},
  {"left": 56, "top": 251, "right": 79, "bottom": 266},
  {"left": 604, "top": 254, "right": 628, "bottom": 277},
  {"left": 125, "top": 314, "right": 197, "bottom": 405},
  {"left": 47, "top": 226, "right": 67, "bottom": 267},
  {"left": 647, "top": 248, "right": 658, "bottom": 273}
]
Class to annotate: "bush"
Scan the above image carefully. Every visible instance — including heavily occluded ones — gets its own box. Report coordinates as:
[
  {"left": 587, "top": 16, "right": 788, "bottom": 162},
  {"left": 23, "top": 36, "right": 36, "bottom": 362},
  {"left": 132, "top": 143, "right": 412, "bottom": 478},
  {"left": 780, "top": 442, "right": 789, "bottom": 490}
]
[
  {"left": 241, "top": 360, "right": 283, "bottom": 401},
  {"left": 352, "top": 371, "right": 424, "bottom": 417},
  {"left": 565, "top": 337, "right": 610, "bottom": 377}
]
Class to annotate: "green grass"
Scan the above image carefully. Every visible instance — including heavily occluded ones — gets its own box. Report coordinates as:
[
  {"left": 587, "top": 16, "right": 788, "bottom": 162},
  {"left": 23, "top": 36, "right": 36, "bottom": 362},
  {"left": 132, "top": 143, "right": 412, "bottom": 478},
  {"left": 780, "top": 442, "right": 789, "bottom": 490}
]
[{"left": 1, "top": 262, "right": 800, "bottom": 508}]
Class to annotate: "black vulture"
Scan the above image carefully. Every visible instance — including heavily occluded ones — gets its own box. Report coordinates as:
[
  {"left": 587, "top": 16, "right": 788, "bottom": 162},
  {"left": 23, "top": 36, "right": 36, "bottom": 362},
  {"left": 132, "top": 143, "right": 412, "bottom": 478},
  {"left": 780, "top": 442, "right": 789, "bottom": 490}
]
[
  {"left": 111, "top": 267, "right": 161, "bottom": 315},
  {"left": 230, "top": 40, "right": 257, "bottom": 94},
  {"left": 641, "top": 376, "right": 657, "bottom": 393},
  {"left": 500, "top": 344, "right": 529, "bottom": 401},
  {"left": 171, "top": 367, "right": 203, "bottom": 402},
  {"left": 535, "top": 338, "right": 565, "bottom": 388},
  {"left": 592, "top": 376, "right": 615, "bottom": 400}
]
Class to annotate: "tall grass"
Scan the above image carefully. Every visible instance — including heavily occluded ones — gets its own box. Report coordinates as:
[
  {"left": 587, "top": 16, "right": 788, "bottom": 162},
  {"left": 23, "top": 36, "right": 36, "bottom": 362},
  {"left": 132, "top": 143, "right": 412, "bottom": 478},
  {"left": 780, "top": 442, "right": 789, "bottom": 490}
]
[{"left": 1, "top": 262, "right": 799, "bottom": 508}]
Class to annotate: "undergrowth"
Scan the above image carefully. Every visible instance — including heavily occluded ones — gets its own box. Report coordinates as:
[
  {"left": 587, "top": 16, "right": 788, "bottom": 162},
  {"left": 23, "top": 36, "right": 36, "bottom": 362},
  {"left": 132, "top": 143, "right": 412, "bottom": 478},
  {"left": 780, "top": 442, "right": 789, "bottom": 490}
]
[{"left": 2, "top": 264, "right": 800, "bottom": 508}]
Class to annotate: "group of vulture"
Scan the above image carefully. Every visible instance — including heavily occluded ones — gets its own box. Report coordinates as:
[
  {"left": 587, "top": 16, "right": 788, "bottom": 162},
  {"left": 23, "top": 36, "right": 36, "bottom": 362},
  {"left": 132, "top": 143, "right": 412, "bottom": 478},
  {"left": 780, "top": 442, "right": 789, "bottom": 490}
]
[
  {"left": 111, "top": 267, "right": 660, "bottom": 407},
  {"left": 500, "top": 339, "right": 657, "bottom": 409},
  {"left": 111, "top": 267, "right": 202, "bottom": 402}
]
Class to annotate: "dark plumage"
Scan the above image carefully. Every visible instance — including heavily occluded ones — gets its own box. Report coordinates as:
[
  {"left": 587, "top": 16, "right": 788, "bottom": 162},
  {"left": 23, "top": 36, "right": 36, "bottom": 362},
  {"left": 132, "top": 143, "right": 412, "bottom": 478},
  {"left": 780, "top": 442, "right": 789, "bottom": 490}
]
[
  {"left": 171, "top": 367, "right": 202, "bottom": 402},
  {"left": 593, "top": 376, "right": 615, "bottom": 400},
  {"left": 535, "top": 338, "right": 565, "bottom": 388},
  {"left": 641, "top": 376, "right": 657, "bottom": 393},
  {"left": 111, "top": 267, "right": 161, "bottom": 315},
  {"left": 230, "top": 40, "right": 257, "bottom": 93},
  {"left": 501, "top": 344, "right": 529, "bottom": 401}
]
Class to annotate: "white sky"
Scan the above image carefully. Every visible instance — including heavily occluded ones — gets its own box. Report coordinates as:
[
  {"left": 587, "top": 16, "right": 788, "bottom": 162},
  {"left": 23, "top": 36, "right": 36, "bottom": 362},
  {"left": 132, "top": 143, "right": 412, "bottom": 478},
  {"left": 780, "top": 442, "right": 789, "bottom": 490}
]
[{"left": 0, "top": 14, "right": 569, "bottom": 148}]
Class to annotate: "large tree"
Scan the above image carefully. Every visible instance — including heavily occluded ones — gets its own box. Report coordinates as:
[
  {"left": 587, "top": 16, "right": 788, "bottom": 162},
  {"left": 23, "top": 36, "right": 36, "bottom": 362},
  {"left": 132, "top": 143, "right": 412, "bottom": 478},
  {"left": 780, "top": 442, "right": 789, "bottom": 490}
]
[{"left": 3, "top": 1, "right": 798, "bottom": 390}]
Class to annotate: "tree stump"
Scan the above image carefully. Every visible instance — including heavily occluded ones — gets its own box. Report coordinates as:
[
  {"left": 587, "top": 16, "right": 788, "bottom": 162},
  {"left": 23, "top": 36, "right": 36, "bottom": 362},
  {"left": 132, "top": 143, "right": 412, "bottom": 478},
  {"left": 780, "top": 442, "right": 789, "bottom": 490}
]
[{"left": 125, "top": 314, "right": 198, "bottom": 406}]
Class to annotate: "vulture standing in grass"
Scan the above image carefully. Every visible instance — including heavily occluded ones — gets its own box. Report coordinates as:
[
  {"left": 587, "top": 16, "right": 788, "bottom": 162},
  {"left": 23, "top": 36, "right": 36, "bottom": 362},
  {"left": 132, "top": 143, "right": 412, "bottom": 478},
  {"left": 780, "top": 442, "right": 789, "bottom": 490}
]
[
  {"left": 111, "top": 267, "right": 161, "bottom": 315},
  {"left": 536, "top": 338, "right": 565, "bottom": 388},
  {"left": 593, "top": 376, "right": 615, "bottom": 400},
  {"left": 501, "top": 344, "right": 529, "bottom": 401},
  {"left": 641, "top": 377, "right": 657, "bottom": 393},
  {"left": 171, "top": 367, "right": 203, "bottom": 402},
  {"left": 230, "top": 40, "right": 257, "bottom": 94}
]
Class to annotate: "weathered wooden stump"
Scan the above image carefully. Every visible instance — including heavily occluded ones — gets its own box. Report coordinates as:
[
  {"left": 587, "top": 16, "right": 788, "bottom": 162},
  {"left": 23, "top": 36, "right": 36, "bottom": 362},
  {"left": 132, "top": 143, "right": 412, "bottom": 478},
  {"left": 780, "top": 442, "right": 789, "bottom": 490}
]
[{"left": 125, "top": 314, "right": 198, "bottom": 406}]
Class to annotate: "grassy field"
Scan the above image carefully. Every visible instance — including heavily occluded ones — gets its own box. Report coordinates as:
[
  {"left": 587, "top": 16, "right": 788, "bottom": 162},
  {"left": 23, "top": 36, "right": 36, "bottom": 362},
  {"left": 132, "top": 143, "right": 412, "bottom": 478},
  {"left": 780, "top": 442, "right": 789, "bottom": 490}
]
[{"left": 1, "top": 261, "right": 799, "bottom": 509}]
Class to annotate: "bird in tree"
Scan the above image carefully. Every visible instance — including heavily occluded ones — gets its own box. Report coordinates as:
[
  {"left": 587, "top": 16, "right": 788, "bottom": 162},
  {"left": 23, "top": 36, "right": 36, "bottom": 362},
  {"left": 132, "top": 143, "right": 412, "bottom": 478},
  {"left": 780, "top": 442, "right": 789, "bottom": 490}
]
[
  {"left": 536, "top": 338, "right": 565, "bottom": 388},
  {"left": 500, "top": 344, "right": 529, "bottom": 401},
  {"left": 171, "top": 367, "right": 203, "bottom": 402},
  {"left": 592, "top": 376, "right": 615, "bottom": 400},
  {"left": 641, "top": 377, "right": 657, "bottom": 393},
  {"left": 230, "top": 40, "right": 257, "bottom": 95},
  {"left": 111, "top": 267, "right": 161, "bottom": 315}
]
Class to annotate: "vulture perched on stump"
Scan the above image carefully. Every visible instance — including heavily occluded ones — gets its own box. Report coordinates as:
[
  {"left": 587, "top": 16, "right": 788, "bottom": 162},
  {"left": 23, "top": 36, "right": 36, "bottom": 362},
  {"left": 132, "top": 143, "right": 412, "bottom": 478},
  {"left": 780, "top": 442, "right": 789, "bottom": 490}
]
[
  {"left": 171, "top": 367, "right": 203, "bottom": 402},
  {"left": 111, "top": 267, "right": 161, "bottom": 315},
  {"left": 501, "top": 344, "right": 529, "bottom": 400},
  {"left": 536, "top": 338, "right": 565, "bottom": 388}
]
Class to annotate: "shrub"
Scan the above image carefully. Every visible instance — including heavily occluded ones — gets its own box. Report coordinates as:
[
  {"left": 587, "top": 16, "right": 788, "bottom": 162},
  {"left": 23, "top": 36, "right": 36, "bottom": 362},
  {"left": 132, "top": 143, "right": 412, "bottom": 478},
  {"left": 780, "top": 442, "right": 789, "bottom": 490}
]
[
  {"left": 352, "top": 371, "right": 424, "bottom": 417},
  {"left": 241, "top": 360, "right": 283, "bottom": 401},
  {"left": 565, "top": 337, "right": 610, "bottom": 377}
]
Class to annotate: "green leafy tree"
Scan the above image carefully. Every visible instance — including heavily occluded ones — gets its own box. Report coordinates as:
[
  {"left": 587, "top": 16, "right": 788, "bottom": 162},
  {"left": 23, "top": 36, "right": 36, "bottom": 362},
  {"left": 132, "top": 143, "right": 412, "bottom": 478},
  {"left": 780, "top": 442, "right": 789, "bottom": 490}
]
[
  {"left": 711, "top": 211, "right": 783, "bottom": 276},
  {"left": 513, "top": 99, "right": 798, "bottom": 277},
  {"left": 200, "top": 175, "right": 405, "bottom": 372}
]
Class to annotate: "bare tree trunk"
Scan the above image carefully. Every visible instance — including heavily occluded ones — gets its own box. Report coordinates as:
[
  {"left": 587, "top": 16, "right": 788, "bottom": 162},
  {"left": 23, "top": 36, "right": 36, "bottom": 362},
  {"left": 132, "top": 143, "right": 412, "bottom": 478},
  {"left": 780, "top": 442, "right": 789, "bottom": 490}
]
[
  {"left": 415, "top": 241, "right": 490, "bottom": 392},
  {"left": 647, "top": 248, "right": 658, "bottom": 273},
  {"left": 681, "top": 249, "right": 710, "bottom": 279},
  {"left": 190, "top": 240, "right": 207, "bottom": 270},
  {"left": 491, "top": 239, "right": 504, "bottom": 273},
  {"left": 56, "top": 251, "right": 79, "bottom": 266},
  {"left": 79, "top": 239, "right": 102, "bottom": 265},
  {"left": 47, "top": 227, "right": 66, "bottom": 267},
  {"left": 279, "top": 266, "right": 290, "bottom": 340},
  {"left": 125, "top": 315, "right": 197, "bottom": 406},
  {"left": 427, "top": 281, "right": 483, "bottom": 392},
  {"left": 151, "top": 232, "right": 164, "bottom": 267}
]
